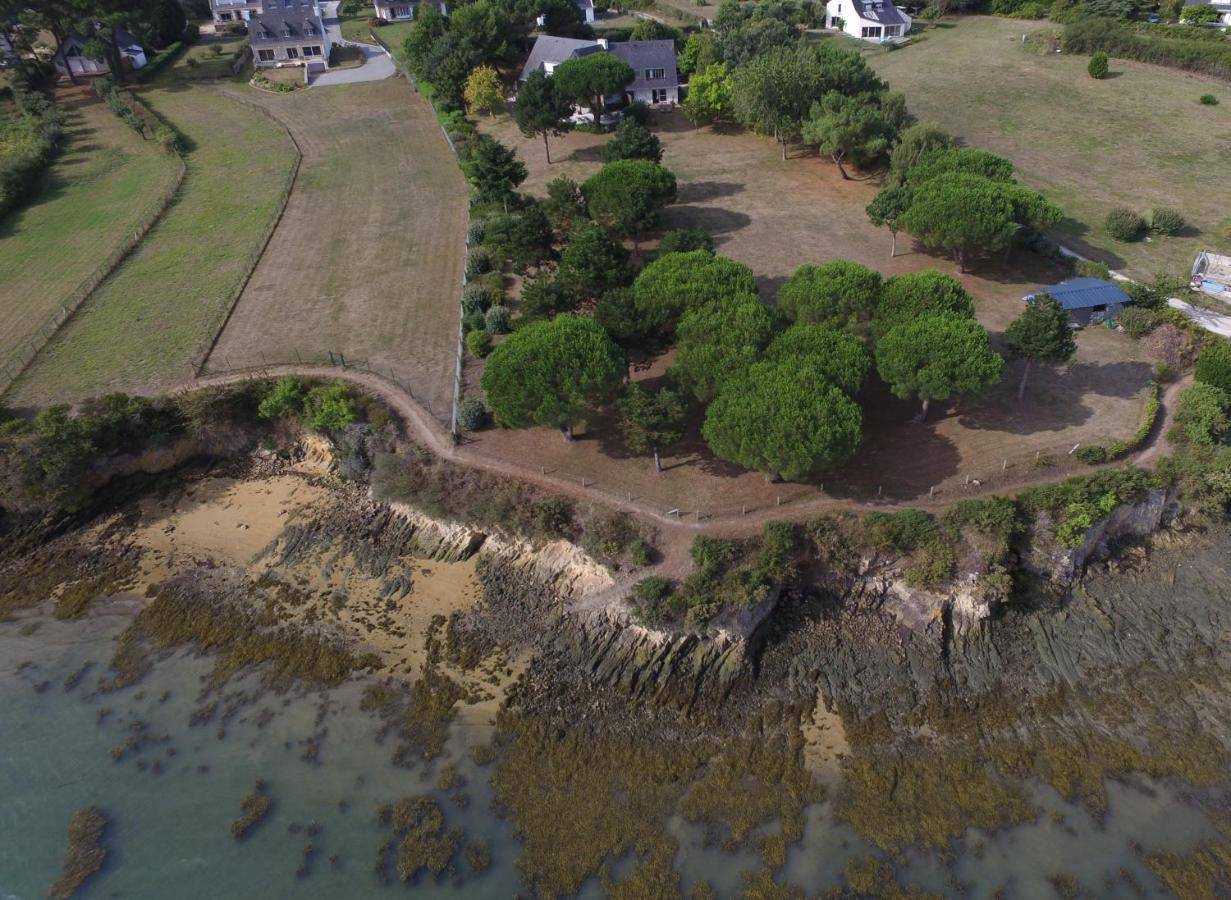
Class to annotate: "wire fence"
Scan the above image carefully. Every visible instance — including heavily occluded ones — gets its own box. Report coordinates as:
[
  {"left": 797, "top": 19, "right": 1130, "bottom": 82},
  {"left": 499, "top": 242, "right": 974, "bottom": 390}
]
[{"left": 0, "top": 153, "right": 187, "bottom": 396}]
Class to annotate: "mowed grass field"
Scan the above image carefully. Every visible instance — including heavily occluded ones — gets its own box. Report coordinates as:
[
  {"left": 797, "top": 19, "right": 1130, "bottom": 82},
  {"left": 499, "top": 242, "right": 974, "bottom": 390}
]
[
  {"left": 872, "top": 15, "right": 1231, "bottom": 279},
  {"left": 8, "top": 82, "right": 297, "bottom": 406},
  {"left": 205, "top": 79, "right": 468, "bottom": 420},
  {"left": 0, "top": 87, "right": 181, "bottom": 376},
  {"left": 475, "top": 109, "right": 1154, "bottom": 508}
]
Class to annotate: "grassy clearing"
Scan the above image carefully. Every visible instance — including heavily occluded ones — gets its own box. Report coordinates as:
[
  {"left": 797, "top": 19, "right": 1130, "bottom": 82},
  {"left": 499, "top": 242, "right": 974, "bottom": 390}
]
[
  {"left": 343, "top": 7, "right": 416, "bottom": 60},
  {"left": 8, "top": 80, "right": 297, "bottom": 405},
  {"left": 174, "top": 33, "right": 249, "bottom": 81},
  {"left": 0, "top": 87, "right": 180, "bottom": 375},
  {"left": 204, "top": 79, "right": 467, "bottom": 421},
  {"left": 872, "top": 15, "right": 1231, "bottom": 279}
]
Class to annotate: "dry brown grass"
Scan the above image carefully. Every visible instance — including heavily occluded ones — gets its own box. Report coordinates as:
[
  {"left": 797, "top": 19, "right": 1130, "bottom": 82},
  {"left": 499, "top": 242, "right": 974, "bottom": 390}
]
[
  {"left": 467, "top": 110, "right": 1153, "bottom": 513},
  {"left": 205, "top": 79, "right": 468, "bottom": 422}
]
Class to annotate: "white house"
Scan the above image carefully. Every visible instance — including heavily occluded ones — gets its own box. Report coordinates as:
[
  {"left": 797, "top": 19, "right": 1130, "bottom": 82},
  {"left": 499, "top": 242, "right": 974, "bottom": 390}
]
[
  {"left": 210, "top": 0, "right": 264, "bottom": 26},
  {"left": 520, "top": 36, "right": 680, "bottom": 108},
  {"left": 825, "top": 0, "right": 912, "bottom": 42},
  {"left": 1182, "top": 0, "right": 1231, "bottom": 25},
  {"left": 373, "top": 0, "right": 448, "bottom": 21},
  {"left": 53, "top": 28, "right": 147, "bottom": 78},
  {"left": 576, "top": 0, "right": 596, "bottom": 24}
]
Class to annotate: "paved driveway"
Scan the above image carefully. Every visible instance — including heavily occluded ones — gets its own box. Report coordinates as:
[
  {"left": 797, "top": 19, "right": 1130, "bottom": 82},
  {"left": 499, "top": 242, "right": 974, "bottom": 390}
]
[{"left": 310, "top": 1, "right": 396, "bottom": 87}]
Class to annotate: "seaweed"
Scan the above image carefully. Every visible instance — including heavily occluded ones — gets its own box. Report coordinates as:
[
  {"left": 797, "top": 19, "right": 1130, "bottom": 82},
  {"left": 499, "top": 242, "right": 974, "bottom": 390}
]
[
  {"left": 231, "top": 783, "right": 273, "bottom": 840},
  {"left": 47, "top": 807, "right": 108, "bottom": 900}
]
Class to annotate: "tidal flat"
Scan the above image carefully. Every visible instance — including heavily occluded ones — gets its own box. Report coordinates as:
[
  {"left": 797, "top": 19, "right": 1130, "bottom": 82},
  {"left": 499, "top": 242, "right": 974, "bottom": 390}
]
[{"left": 2, "top": 461, "right": 1231, "bottom": 898}]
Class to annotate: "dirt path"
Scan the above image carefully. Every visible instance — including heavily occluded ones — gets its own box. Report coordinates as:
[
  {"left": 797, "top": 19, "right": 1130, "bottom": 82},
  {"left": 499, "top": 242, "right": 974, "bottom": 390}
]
[{"left": 177, "top": 364, "right": 1185, "bottom": 548}]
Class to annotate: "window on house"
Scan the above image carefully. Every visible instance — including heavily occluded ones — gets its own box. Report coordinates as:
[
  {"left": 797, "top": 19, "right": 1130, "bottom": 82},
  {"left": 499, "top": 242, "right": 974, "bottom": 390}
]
[
  {"left": 220, "top": 11, "right": 233, "bottom": 20},
  {"left": 303, "top": 45, "right": 321, "bottom": 56},
  {"left": 652, "top": 88, "right": 668, "bottom": 103},
  {"left": 861, "top": 25, "right": 882, "bottom": 37},
  {"left": 644, "top": 67, "right": 665, "bottom": 80},
  {"left": 258, "top": 48, "right": 275, "bottom": 60},
  {"left": 285, "top": 46, "right": 299, "bottom": 58}
]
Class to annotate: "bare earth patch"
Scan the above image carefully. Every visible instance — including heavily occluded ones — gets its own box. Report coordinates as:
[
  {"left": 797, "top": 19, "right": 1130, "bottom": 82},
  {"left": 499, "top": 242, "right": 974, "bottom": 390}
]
[{"left": 204, "top": 79, "right": 468, "bottom": 424}]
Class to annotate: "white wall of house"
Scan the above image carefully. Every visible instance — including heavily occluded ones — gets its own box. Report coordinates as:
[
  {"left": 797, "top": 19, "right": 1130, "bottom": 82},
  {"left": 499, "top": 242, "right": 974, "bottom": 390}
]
[
  {"left": 824, "top": 0, "right": 911, "bottom": 41},
  {"left": 254, "top": 40, "right": 329, "bottom": 66},
  {"left": 629, "top": 86, "right": 678, "bottom": 105}
]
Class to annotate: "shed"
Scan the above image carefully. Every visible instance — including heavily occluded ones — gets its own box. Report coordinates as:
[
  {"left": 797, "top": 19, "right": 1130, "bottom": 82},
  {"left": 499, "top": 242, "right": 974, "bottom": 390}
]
[{"left": 1024, "top": 278, "right": 1129, "bottom": 327}]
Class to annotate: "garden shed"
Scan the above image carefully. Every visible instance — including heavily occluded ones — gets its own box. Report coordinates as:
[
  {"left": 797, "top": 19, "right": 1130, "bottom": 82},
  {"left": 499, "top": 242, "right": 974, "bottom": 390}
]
[{"left": 1024, "top": 278, "right": 1129, "bottom": 327}]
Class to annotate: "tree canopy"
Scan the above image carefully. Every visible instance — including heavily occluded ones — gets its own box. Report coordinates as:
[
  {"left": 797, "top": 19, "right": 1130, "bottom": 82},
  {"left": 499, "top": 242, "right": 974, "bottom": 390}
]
[
  {"left": 514, "top": 69, "right": 574, "bottom": 164},
  {"left": 887, "top": 122, "right": 954, "bottom": 184},
  {"left": 480, "top": 314, "right": 626, "bottom": 437},
  {"left": 873, "top": 270, "right": 975, "bottom": 340},
  {"left": 682, "top": 62, "right": 734, "bottom": 124},
  {"left": 618, "top": 384, "right": 687, "bottom": 471},
  {"left": 802, "top": 90, "right": 906, "bottom": 178},
  {"left": 1004, "top": 292, "right": 1077, "bottom": 399},
  {"left": 703, "top": 359, "right": 863, "bottom": 481},
  {"left": 465, "top": 135, "right": 527, "bottom": 206},
  {"left": 1196, "top": 340, "right": 1231, "bottom": 394},
  {"left": 898, "top": 173, "right": 1020, "bottom": 271},
  {"left": 557, "top": 220, "right": 631, "bottom": 300},
  {"left": 464, "top": 65, "right": 504, "bottom": 117},
  {"left": 905, "top": 147, "right": 1016, "bottom": 188},
  {"left": 553, "top": 52, "right": 635, "bottom": 124},
  {"left": 765, "top": 324, "right": 871, "bottom": 395},
  {"left": 602, "top": 118, "right": 664, "bottom": 163},
  {"left": 581, "top": 160, "right": 677, "bottom": 248},
  {"left": 776, "top": 260, "right": 882, "bottom": 333},
  {"left": 865, "top": 184, "right": 912, "bottom": 257},
  {"left": 673, "top": 295, "right": 780, "bottom": 401},
  {"left": 632, "top": 250, "right": 758, "bottom": 333},
  {"left": 876, "top": 314, "right": 1003, "bottom": 418}
]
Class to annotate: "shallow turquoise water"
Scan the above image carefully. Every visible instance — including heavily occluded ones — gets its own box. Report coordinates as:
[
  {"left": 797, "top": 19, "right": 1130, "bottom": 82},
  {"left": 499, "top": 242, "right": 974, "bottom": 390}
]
[{"left": 0, "top": 596, "right": 1220, "bottom": 898}]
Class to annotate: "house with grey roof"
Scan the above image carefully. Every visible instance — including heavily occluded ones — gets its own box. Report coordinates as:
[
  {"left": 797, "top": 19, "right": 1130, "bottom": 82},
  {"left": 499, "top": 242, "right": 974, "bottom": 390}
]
[
  {"left": 520, "top": 36, "right": 680, "bottom": 110},
  {"left": 53, "top": 27, "right": 146, "bottom": 78},
  {"left": 1024, "top": 278, "right": 1128, "bottom": 327},
  {"left": 372, "top": 0, "right": 449, "bottom": 22},
  {"left": 825, "top": 0, "right": 912, "bottom": 42},
  {"left": 210, "top": 0, "right": 264, "bottom": 27},
  {"left": 249, "top": 0, "right": 331, "bottom": 69}
]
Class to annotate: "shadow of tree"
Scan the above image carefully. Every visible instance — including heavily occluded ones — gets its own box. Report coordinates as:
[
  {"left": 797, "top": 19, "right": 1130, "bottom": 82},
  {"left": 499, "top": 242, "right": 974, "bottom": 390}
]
[
  {"left": 660, "top": 205, "right": 751, "bottom": 240},
  {"left": 675, "top": 180, "right": 744, "bottom": 203}
]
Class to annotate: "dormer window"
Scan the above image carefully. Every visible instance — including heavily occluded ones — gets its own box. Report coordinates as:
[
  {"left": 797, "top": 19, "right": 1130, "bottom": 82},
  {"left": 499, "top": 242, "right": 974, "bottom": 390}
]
[{"left": 644, "top": 67, "right": 665, "bottom": 80}]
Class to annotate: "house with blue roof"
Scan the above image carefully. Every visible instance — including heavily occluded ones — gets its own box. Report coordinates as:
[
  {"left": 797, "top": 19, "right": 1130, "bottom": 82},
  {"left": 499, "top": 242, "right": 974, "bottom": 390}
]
[{"left": 1024, "top": 278, "right": 1129, "bottom": 327}]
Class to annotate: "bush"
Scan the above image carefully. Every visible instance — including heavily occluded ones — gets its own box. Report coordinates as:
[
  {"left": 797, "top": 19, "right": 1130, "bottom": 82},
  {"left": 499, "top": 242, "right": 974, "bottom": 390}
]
[
  {"left": 456, "top": 398, "right": 489, "bottom": 431},
  {"left": 1064, "top": 17, "right": 1231, "bottom": 80},
  {"left": 1200, "top": 93, "right": 1219, "bottom": 106},
  {"left": 484, "top": 305, "right": 511, "bottom": 334},
  {"left": 1154, "top": 361, "right": 1176, "bottom": 383},
  {"left": 1150, "top": 208, "right": 1185, "bottom": 236},
  {"left": 658, "top": 227, "right": 714, "bottom": 255},
  {"left": 630, "top": 576, "right": 675, "bottom": 627},
  {"left": 628, "top": 539, "right": 653, "bottom": 566},
  {"left": 1088, "top": 51, "right": 1109, "bottom": 78},
  {"left": 462, "top": 282, "right": 491, "bottom": 314},
  {"left": 1196, "top": 340, "right": 1231, "bottom": 393},
  {"left": 863, "top": 509, "right": 936, "bottom": 555},
  {"left": 1072, "top": 258, "right": 1111, "bottom": 280},
  {"left": 466, "top": 329, "right": 493, "bottom": 358},
  {"left": 1105, "top": 207, "right": 1147, "bottom": 241},
  {"left": 303, "top": 384, "right": 357, "bottom": 432},
  {"left": 1171, "top": 382, "right": 1231, "bottom": 446},
  {"left": 624, "top": 100, "right": 651, "bottom": 125},
  {"left": 258, "top": 377, "right": 307, "bottom": 419},
  {"left": 467, "top": 220, "right": 487, "bottom": 244},
  {"left": 903, "top": 537, "right": 957, "bottom": 589},
  {"left": 1117, "top": 306, "right": 1158, "bottom": 338},
  {"left": 1075, "top": 445, "right": 1109, "bottom": 465},
  {"left": 465, "top": 248, "right": 493, "bottom": 278}
]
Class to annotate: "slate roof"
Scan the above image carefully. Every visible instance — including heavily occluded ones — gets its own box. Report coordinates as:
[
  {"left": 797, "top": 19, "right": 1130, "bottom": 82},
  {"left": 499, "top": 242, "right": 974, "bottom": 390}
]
[
  {"left": 249, "top": 0, "right": 325, "bottom": 42},
  {"left": 1027, "top": 278, "right": 1130, "bottom": 311},
  {"left": 519, "top": 35, "right": 604, "bottom": 80},
  {"left": 609, "top": 39, "right": 679, "bottom": 92},
  {"left": 847, "top": 0, "right": 909, "bottom": 26}
]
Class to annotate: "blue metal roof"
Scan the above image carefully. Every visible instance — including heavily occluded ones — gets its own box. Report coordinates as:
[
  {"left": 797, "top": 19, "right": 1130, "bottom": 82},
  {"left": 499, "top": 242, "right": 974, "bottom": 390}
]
[{"left": 1025, "top": 278, "right": 1130, "bottom": 311}]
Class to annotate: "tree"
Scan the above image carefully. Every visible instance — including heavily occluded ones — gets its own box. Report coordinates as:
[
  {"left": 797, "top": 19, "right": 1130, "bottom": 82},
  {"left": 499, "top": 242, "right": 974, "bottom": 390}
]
[
  {"left": 449, "top": 0, "right": 523, "bottom": 67},
  {"left": 905, "top": 147, "right": 1015, "bottom": 188},
  {"left": 802, "top": 91, "right": 906, "bottom": 179},
  {"left": 658, "top": 227, "right": 713, "bottom": 255},
  {"left": 1196, "top": 341, "right": 1231, "bottom": 393},
  {"left": 1003, "top": 292, "right": 1077, "bottom": 400},
  {"left": 682, "top": 62, "right": 734, "bottom": 125},
  {"left": 481, "top": 203, "right": 554, "bottom": 273},
  {"left": 602, "top": 118, "right": 663, "bottom": 164},
  {"left": 898, "top": 173, "right": 1018, "bottom": 272},
  {"left": 422, "top": 33, "right": 484, "bottom": 108},
  {"left": 776, "top": 260, "right": 882, "bottom": 333},
  {"left": 765, "top": 324, "right": 871, "bottom": 394},
  {"left": 557, "top": 220, "right": 631, "bottom": 301},
  {"left": 719, "top": 16, "right": 795, "bottom": 68},
  {"left": 730, "top": 46, "right": 819, "bottom": 160},
  {"left": 702, "top": 359, "right": 863, "bottom": 481},
  {"left": 594, "top": 287, "right": 643, "bottom": 345},
  {"left": 673, "top": 295, "right": 780, "bottom": 401},
  {"left": 514, "top": 70, "right": 574, "bottom": 164},
  {"left": 553, "top": 51, "right": 635, "bottom": 125},
  {"left": 875, "top": 314, "right": 1003, "bottom": 420},
  {"left": 874, "top": 270, "right": 975, "bottom": 340},
  {"left": 865, "top": 183, "right": 912, "bottom": 257},
  {"left": 536, "top": 0, "right": 588, "bottom": 37},
  {"left": 630, "top": 18, "right": 679, "bottom": 41},
  {"left": 403, "top": 4, "right": 449, "bottom": 78},
  {"left": 888, "top": 121, "right": 954, "bottom": 184},
  {"left": 466, "top": 135, "right": 527, "bottom": 207},
  {"left": 1183, "top": 3, "right": 1221, "bottom": 22},
  {"left": 1088, "top": 51, "right": 1109, "bottom": 79},
  {"left": 480, "top": 314, "right": 626, "bottom": 439},
  {"left": 581, "top": 160, "right": 677, "bottom": 252},
  {"left": 678, "top": 32, "right": 720, "bottom": 79},
  {"left": 633, "top": 250, "right": 758, "bottom": 333},
  {"left": 618, "top": 384, "right": 687, "bottom": 472},
  {"left": 542, "top": 175, "right": 586, "bottom": 235},
  {"left": 464, "top": 65, "right": 505, "bottom": 117}
]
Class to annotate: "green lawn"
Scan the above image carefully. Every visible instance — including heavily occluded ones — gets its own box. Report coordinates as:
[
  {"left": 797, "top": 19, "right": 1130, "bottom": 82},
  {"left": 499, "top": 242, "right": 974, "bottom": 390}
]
[
  {"left": 0, "top": 89, "right": 181, "bottom": 381},
  {"left": 872, "top": 16, "right": 1231, "bottom": 279},
  {"left": 341, "top": 6, "right": 416, "bottom": 61},
  {"left": 172, "top": 33, "right": 249, "bottom": 81},
  {"left": 8, "top": 81, "right": 298, "bottom": 405}
]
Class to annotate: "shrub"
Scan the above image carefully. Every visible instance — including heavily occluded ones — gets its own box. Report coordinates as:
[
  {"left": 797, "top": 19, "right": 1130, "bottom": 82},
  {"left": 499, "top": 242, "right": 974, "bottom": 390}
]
[
  {"left": 1088, "top": 51, "right": 1109, "bottom": 78},
  {"left": 466, "top": 329, "right": 493, "bottom": 358},
  {"left": 1072, "top": 258, "right": 1111, "bottom": 280},
  {"left": 456, "top": 398, "right": 489, "bottom": 431},
  {"left": 465, "top": 248, "right": 493, "bottom": 278},
  {"left": 467, "top": 220, "right": 487, "bottom": 244},
  {"left": 1171, "top": 382, "right": 1231, "bottom": 446},
  {"left": 941, "top": 497, "right": 1021, "bottom": 539},
  {"left": 462, "top": 282, "right": 490, "bottom": 314},
  {"left": 1154, "top": 361, "right": 1176, "bottom": 383},
  {"left": 1105, "top": 207, "right": 1147, "bottom": 241},
  {"left": 258, "top": 377, "right": 307, "bottom": 419},
  {"left": 303, "top": 384, "right": 357, "bottom": 432},
  {"left": 1064, "top": 17, "right": 1231, "bottom": 80},
  {"left": 484, "top": 305, "right": 511, "bottom": 335},
  {"left": 532, "top": 497, "right": 575, "bottom": 538},
  {"left": 1196, "top": 340, "right": 1231, "bottom": 392},
  {"left": 1200, "top": 93, "right": 1219, "bottom": 106},
  {"left": 630, "top": 576, "right": 675, "bottom": 627},
  {"left": 1075, "top": 445, "right": 1109, "bottom": 465},
  {"left": 1117, "top": 306, "right": 1158, "bottom": 338},
  {"left": 658, "top": 227, "right": 714, "bottom": 255},
  {"left": 1150, "top": 208, "right": 1185, "bottom": 236},
  {"left": 624, "top": 100, "right": 651, "bottom": 125},
  {"left": 628, "top": 539, "right": 653, "bottom": 566},
  {"left": 903, "top": 537, "right": 957, "bottom": 589},
  {"left": 863, "top": 509, "right": 936, "bottom": 554}
]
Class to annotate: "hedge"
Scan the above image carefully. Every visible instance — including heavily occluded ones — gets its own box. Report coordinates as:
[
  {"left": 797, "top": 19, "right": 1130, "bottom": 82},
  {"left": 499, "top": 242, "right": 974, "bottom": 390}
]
[
  {"left": 0, "top": 87, "right": 64, "bottom": 220},
  {"left": 1075, "top": 383, "right": 1162, "bottom": 465},
  {"left": 1064, "top": 18, "right": 1231, "bottom": 80},
  {"left": 136, "top": 40, "right": 186, "bottom": 83}
]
